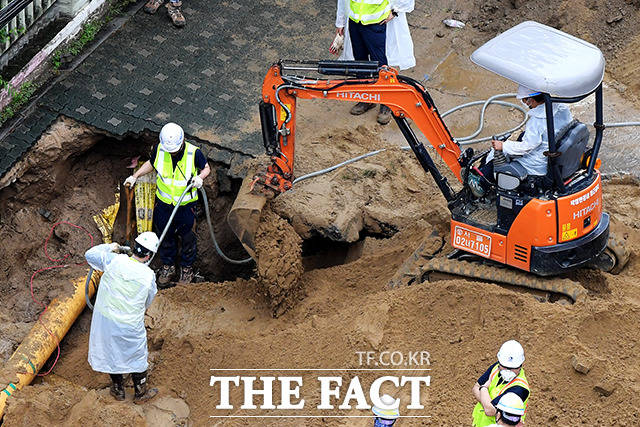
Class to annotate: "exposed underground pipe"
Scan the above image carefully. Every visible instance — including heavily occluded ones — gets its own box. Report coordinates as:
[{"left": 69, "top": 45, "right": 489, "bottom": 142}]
[{"left": 0, "top": 270, "right": 101, "bottom": 418}]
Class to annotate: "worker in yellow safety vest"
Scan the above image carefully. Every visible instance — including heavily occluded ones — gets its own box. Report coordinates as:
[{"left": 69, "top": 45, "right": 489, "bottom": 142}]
[
  {"left": 333, "top": 0, "right": 414, "bottom": 125},
  {"left": 124, "top": 122, "right": 211, "bottom": 286},
  {"left": 472, "top": 340, "right": 530, "bottom": 426}
]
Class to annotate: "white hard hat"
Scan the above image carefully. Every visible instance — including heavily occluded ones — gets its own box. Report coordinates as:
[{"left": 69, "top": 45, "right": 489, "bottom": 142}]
[
  {"left": 516, "top": 85, "right": 542, "bottom": 99},
  {"left": 159, "top": 122, "right": 184, "bottom": 153},
  {"left": 135, "top": 231, "right": 159, "bottom": 253},
  {"left": 497, "top": 340, "right": 525, "bottom": 368},
  {"left": 372, "top": 394, "right": 399, "bottom": 420},
  {"left": 496, "top": 392, "right": 526, "bottom": 417}
]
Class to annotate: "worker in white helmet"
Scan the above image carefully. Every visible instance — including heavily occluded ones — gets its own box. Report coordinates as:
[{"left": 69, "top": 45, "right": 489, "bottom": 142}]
[
  {"left": 468, "top": 84, "right": 573, "bottom": 197},
  {"left": 372, "top": 394, "right": 400, "bottom": 426},
  {"left": 471, "top": 340, "right": 530, "bottom": 426},
  {"left": 487, "top": 392, "right": 526, "bottom": 426},
  {"left": 85, "top": 232, "right": 160, "bottom": 402},
  {"left": 124, "top": 122, "right": 211, "bottom": 286}
]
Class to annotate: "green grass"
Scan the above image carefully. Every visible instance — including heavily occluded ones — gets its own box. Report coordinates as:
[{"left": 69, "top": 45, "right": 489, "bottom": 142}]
[
  {"left": 52, "top": 19, "right": 101, "bottom": 70},
  {"left": 0, "top": 0, "right": 136, "bottom": 125},
  {"left": 0, "top": 81, "right": 38, "bottom": 125},
  {"left": 52, "top": 0, "right": 137, "bottom": 70},
  {"left": 0, "top": 27, "right": 26, "bottom": 43}
]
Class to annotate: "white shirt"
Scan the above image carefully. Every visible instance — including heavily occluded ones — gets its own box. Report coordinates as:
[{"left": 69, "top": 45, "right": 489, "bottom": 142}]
[
  {"left": 502, "top": 103, "right": 573, "bottom": 176},
  {"left": 335, "top": 0, "right": 416, "bottom": 70}
]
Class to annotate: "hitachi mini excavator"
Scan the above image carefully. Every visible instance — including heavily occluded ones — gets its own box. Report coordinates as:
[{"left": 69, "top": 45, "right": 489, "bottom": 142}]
[{"left": 228, "top": 22, "right": 628, "bottom": 301}]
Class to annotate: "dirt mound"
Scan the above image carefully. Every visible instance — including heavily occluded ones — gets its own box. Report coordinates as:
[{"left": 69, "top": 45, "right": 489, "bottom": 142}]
[
  {"left": 3, "top": 378, "right": 189, "bottom": 426},
  {"left": 272, "top": 126, "right": 451, "bottom": 241},
  {"left": 15, "top": 202, "right": 639, "bottom": 424},
  {"left": 470, "top": 0, "right": 640, "bottom": 101},
  {"left": 253, "top": 208, "right": 304, "bottom": 317}
]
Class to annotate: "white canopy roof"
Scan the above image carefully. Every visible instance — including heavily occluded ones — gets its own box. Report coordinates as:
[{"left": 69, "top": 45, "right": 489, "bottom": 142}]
[{"left": 471, "top": 21, "right": 605, "bottom": 98}]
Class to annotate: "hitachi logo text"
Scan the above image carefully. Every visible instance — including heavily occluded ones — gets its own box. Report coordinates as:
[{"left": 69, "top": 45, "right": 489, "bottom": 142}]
[
  {"left": 336, "top": 92, "right": 381, "bottom": 102},
  {"left": 573, "top": 199, "right": 599, "bottom": 220}
]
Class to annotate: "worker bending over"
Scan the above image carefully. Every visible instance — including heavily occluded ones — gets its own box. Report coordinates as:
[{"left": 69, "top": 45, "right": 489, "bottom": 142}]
[
  {"left": 472, "top": 340, "right": 530, "bottom": 426},
  {"left": 125, "top": 122, "right": 211, "bottom": 286},
  {"left": 85, "top": 232, "right": 160, "bottom": 402}
]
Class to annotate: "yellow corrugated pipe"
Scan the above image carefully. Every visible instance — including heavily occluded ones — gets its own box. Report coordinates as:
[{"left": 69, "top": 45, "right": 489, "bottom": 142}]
[{"left": 0, "top": 269, "right": 101, "bottom": 418}]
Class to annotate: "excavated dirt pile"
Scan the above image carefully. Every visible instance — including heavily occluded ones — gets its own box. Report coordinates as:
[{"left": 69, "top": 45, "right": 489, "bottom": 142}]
[{"left": 252, "top": 208, "right": 304, "bottom": 317}]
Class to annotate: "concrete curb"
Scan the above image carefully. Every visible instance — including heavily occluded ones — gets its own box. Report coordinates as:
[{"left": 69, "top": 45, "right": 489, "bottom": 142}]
[{"left": 0, "top": 0, "right": 109, "bottom": 110}]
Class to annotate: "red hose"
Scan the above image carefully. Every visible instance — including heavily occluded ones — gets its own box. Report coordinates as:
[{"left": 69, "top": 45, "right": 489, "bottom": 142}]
[{"left": 24, "top": 221, "right": 94, "bottom": 376}]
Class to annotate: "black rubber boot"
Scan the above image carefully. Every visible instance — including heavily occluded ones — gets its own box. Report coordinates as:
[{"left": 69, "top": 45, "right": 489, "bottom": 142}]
[
  {"left": 132, "top": 371, "right": 158, "bottom": 404},
  {"left": 109, "top": 374, "right": 125, "bottom": 401}
]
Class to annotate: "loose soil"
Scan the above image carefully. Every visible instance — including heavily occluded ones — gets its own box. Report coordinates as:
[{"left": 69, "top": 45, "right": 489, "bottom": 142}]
[{"left": 3, "top": 1, "right": 640, "bottom": 425}]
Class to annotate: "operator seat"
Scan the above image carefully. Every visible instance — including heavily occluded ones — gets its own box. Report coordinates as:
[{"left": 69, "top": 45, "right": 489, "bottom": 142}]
[
  {"left": 554, "top": 120, "right": 590, "bottom": 179},
  {"left": 494, "top": 120, "right": 590, "bottom": 192}
]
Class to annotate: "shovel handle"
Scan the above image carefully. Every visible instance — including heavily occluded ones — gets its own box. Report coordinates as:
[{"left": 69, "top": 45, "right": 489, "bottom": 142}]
[{"left": 124, "top": 186, "right": 135, "bottom": 243}]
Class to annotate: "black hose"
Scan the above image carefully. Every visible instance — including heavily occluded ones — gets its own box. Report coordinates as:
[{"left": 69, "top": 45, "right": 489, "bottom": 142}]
[
  {"left": 198, "top": 187, "right": 252, "bottom": 265},
  {"left": 85, "top": 184, "right": 253, "bottom": 311}
]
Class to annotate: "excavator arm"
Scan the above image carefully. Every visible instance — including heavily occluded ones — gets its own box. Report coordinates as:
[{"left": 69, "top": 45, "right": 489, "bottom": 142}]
[
  {"left": 255, "top": 60, "right": 463, "bottom": 200},
  {"left": 229, "top": 60, "right": 464, "bottom": 259}
]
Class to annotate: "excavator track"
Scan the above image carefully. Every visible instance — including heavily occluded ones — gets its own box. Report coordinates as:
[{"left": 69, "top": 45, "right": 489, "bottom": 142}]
[
  {"left": 388, "top": 233, "right": 588, "bottom": 303},
  {"left": 604, "top": 232, "right": 630, "bottom": 275},
  {"left": 418, "top": 257, "right": 587, "bottom": 303}
]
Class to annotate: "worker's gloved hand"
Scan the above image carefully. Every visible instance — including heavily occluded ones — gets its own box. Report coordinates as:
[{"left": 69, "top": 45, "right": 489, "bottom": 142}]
[
  {"left": 192, "top": 176, "right": 203, "bottom": 189},
  {"left": 124, "top": 175, "right": 137, "bottom": 188},
  {"left": 109, "top": 242, "right": 121, "bottom": 253},
  {"left": 329, "top": 32, "right": 344, "bottom": 55}
]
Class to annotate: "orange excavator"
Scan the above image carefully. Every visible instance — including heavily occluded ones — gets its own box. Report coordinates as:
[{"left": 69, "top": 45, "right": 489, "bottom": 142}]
[{"left": 228, "top": 22, "right": 629, "bottom": 301}]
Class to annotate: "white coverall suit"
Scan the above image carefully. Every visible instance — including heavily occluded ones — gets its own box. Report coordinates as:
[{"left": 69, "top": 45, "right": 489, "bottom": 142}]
[
  {"left": 86, "top": 244, "right": 157, "bottom": 374},
  {"left": 489, "top": 103, "right": 573, "bottom": 177},
  {"left": 336, "top": 0, "right": 416, "bottom": 70}
]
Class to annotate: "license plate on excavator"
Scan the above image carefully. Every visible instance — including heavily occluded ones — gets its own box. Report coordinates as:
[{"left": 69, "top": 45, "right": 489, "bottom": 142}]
[{"left": 453, "top": 226, "right": 491, "bottom": 258}]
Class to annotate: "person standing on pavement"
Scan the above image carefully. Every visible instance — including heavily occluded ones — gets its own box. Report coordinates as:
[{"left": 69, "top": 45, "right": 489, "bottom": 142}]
[
  {"left": 472, "top": 340, "right": 530, "bottom": 426},
  {"left": 124, "top": 122, "right": 211, "bottom": 286},
  {"left": 144, "top": 0, "right": 186, "bottom": 28},
  {"left": 332, "top": 0, "right": 416, "bottom": 125},
  {"left": 85, "top": 232, "right": 160, "bottom": 402}
]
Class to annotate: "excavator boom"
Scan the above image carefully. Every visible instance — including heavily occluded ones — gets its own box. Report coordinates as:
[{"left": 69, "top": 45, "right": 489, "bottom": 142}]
[
  {"left": 229, "top": 60, "right": 465, "bottom": 258},
  {"left": 259, "top": 60, "right": 462, "bottom": 193}
]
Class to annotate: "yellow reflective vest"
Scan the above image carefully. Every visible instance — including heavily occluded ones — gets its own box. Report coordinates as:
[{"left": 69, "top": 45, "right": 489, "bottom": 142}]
[
  {"left": 153, "top": 142, "right": 199, "bottom": 206},
  {"left": 349, "top": 0, "right": 391, "bottom": 25},
  {"left": 472, "top": 365, "right": 530, "bottom": 426}
]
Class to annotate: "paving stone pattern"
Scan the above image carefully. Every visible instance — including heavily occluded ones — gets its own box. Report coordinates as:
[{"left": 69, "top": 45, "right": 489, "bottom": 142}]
[{"left": 1, "top": 0, "right": 333, "bottom": 178}]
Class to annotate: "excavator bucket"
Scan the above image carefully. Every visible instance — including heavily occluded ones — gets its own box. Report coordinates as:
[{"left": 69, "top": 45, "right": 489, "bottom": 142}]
[{"left": 227, "top": 175, "right": 267, "bottom": 260}]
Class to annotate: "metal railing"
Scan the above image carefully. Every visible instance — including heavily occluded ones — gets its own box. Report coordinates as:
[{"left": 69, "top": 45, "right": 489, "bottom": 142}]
[{"left": 1, "top": 0, "right": 58, "bottom": 55}]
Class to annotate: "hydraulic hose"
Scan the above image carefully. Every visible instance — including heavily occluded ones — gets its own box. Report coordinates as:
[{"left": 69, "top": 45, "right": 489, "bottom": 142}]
[
  {"left": 294, "top": 94, "right": 527, "bottom": 183},
  {"left": 85, "top": 268, "right": 95, "bottom": 310},
  {"left": 293, "top": 149, "right": 386, "bottom": 185},
  {"left": 440, "top": 93, "right": 528, "bottom": 144},
  {"left": 146, "top": 184, "right": 194, "bottom": 265},
  {"left": 147, "top": 183, "right": 252, "bottom": 265},
  {"left": 199, "top": 186, "right": 253, "bottom": 264},
  {"left": 603, "top": 121, "right": 640, "bottom": 128},
  {"left": 293, "top": 94, "right": 640, "bottom": 185}
]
